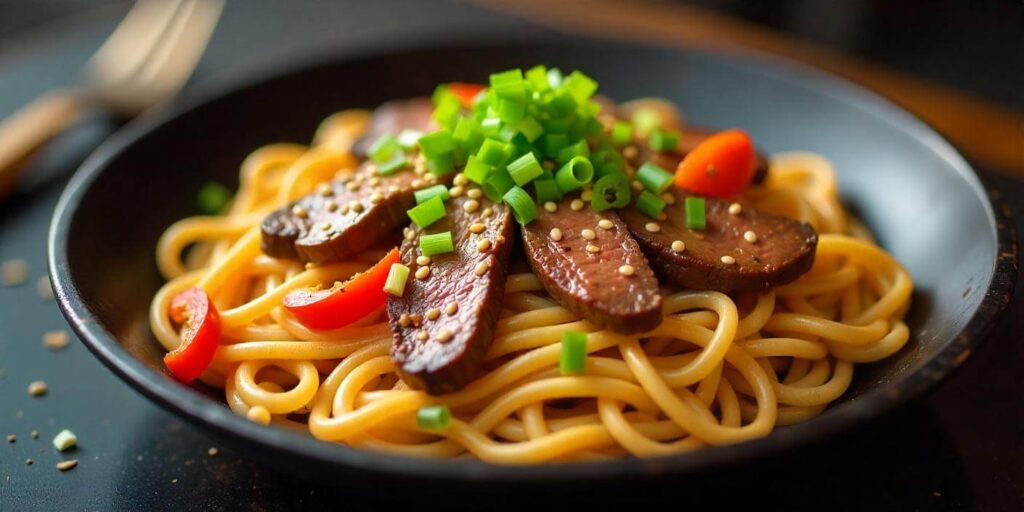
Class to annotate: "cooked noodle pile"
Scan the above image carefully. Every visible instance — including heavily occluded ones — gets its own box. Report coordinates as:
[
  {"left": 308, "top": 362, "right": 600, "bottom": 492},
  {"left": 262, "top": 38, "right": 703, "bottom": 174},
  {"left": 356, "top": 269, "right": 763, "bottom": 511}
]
[{"left": 150, "top": 109, "right": 912, "bottom": 463}]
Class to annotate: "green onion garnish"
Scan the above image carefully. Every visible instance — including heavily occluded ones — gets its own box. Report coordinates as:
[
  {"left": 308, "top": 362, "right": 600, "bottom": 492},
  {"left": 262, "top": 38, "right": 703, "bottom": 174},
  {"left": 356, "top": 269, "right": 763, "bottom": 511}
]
[
  {"left": 383, "top": 263, "right": 410, "bottom": 297},
  {"left": 406, "top": 196, "right": 446, "bottom": 228},
  {"left": 649, "top": 129, "right": 680, "bottom": 152},
  {"left": 506, "top": 153, "right": 544, "bottom": 186},
  {"left": 632, "top": 108, "right": 661, "bottom": 136},
  {"left": 560, "top": 331, "right": 588, "bottom": 375},
  {"left": 555, "top": 156, "right": 594, "bottom": 193},
  {"left": 397, "top": 129, "right": 423, "bottom": 150},
  {"left": 377, "top": 153, "right": 409, "bottom": 176},
  {"left": 463, "top": 155, "right": 493, "bottom": 185},
  {"left": 367, "top": 134, "right": 401, "bottom": 164},
  {"left": 636, "top": 190, "right": 667, "bottom": 219},
  {"left": 526, "top": 65, "right": 549, "bottom": 92},
  {"left": 516, "top": 116, "right": 544, "bottom": 142},
  {"left": 196, "top": 182, "right": 232, "bottom": 214},
  {"left": 426, "top": 154, "right": 455, "bottom": 176},
  {"left": 685, "top": 196, "right": 706, "bottom": 230},
  {"left": 418, "top": 130, "right": 456, "bottom": 159},
  {"left": 556, "top": 139, "right": 590, "bottom": 165},
  {"left": 611, "top": 121, "right": 633, "bottom": 147},
  {"left": 546, "top": 67, "right": 563, "bottom": 88},
  {"left": 416, "top": 405, "right": 452, "bottom": 431},
  {"left": 542, "top": 133, "right": 570, "bottom": 158},
  {"left": 590, "top": 174, "right": 631, "bottom": 212},
  {"left": 562, "top": 70, "right": 598, "bottom": 102},
  {"left": 477, "top": 139, "right": 510, "bottom": 168},
  {"left": 420, "top": 231, "right": 455, "bottom": 256},
  {"left": 414, "top": 184, "right": 450, "bottom": 204},
  {"left": 452, "top": 117, "right": 483, "bottom": 154},
  {"left": 636, "top": 162, "right": 675, "bottom": 194},
  {"left": 502, "top": 186, "right": 538, "bottom": 225},
  {"left": 482, "top": 169, "right": 515, "bottom": 203},
  {"left": 533, "top": 178, "right": 563, "bottom": 204}
]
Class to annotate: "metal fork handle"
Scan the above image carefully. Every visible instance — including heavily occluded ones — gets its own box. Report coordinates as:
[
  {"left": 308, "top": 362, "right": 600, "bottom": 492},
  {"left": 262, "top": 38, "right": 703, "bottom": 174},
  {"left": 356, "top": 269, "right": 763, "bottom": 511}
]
[{"left": 0, "top": 89, "right": 85, "bottom": 200}]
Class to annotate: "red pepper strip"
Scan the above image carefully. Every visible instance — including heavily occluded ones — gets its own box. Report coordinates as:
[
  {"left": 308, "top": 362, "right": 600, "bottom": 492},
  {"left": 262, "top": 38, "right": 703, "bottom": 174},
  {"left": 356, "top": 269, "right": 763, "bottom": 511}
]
[
  {"left": 283, "top": 248, "right": 400, "bottom": 330},
  {"left": 164, "top": 287, "right": 221, "bottom": 382},
  {"left": 448, "top": 82, "right": 486, "bottom": 108},
  {"left": 675, "top": 129, "right": 757, "bottom": 198}
]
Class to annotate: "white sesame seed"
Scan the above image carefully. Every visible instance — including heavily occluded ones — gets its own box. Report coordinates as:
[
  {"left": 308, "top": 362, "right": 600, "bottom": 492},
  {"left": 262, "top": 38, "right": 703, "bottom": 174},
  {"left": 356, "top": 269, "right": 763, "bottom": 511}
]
[
  {"left": 728, "top": 203, "right": 743, "bottom": 215},
  {"left": 474, "top": 262, "right": 489, "bottom": 277},
  {"left": 482, "top": 207, "right": 494, "bottom": 218},
  {"left": 453, "top": 173, "right": 468, "bottom": 186},
  {"left": 2, "top": 259, "right": 27, "bottom": 287},
  {"left": 291, "top": 205, "right": 308, "bottom": 218},
  {"left": 416, "top": 331, "right": 429, "bottom": 341},
  {"left": 370, "top": 192, "right": 384, "bottom": 204},
  {"left": 346, "top": 181, "right": 360, "bottom": 191},
  {"left": 598, "top": 219, "right": 613, "bottom": 230},
  {"left": 581, "top": 229, "right": 596, "bottom": 240},
  {"left": 426, "top": 308, "right": 441, "bottom": 321},
  {"left": 320, "top": 222, "right": 333, "bottom": 231},
  {"left": 477, "top": 239, "right": 491, "bottom": 252},
  {"left": 445, "top": 302, "right": 459, "bottom": 315},
  {"left": 350, "top": 201, "right": 364, "bottom": 213},
  {"left": 463, "top": 200, "right": 480, "bottom": 213},
  {"left": 469, "top": 223, "right": 486, "bottom": 234},
  {"left": 581, "top": 189, "right": 593, "bottom": 202},
  {"left": 467, "top": 188, "right": 483, "bottom": 199},
  {"left": 399, "top": 314, "right": 411, "bottom": 327},
  {"left": 543, "top": 201, "right": 558, "bottom": 213},
  {"left": 661, "top": 193, "right": 676, "bottom": 205},
  {"left": 618, "top": 265, "right": 635, "bottom": 276},
  {"left": 37, "top": 276, "right": 53, "bottom": 301},
  {"left": 415, "top": 266, "right": 431, "bottom": 280},
  {"left": 416, "top": 255, "right": 431, "bottom": 266},
  {"left": 339, "top": 204, "right": 351, "bottom": 215},
  {"left": 411, "top": 179, "right": 425, "bottom": 188},
  {"left": 550, "top": 228, "right": 563, "bottom": 241},
  {"left": 631, "top": 180, "right": 644, "bottom": 192},
  {"left": 586, "top": 244, "right": 600, "bottom": 254},
  {"left": 721, "top": 255, "right": 736, "bottom": 265},
  {"left": 645, "top": 222, "right": 661, "bottom": 233},
  {"left": 404, "top": 228, "right": 416, "bottom": 240},
  {"left": 449, "top": 186, "right": 465, "bottom": 197},
  {"left": 388, "top": 185, "right": 400, "bottom": 193},
  {"left": 570, "top": 199, "right": 585, "bottom": 211},
  {"left": 208, "top": 447, "right": 219, "bottom": 457},
  {"left": 744, "top": 230, "right": 758, "bottom": 243},
  {"left": 436, "top": 329, "right": 453, "bottom": 343},
  {"left": 671, "top": 240, "right": 686, "bottom": 253},
  {"left": 318, "top": 183, "right": 333, "bottom": 196},
  {"left": 324, "top": 200, "right": 338, "bottom": 212},
  {"left": 27, "top": 381, "right": 47, "bottom": 396},
  {"left": 42, "top": 331, "right": 69, "bottom": 350}
]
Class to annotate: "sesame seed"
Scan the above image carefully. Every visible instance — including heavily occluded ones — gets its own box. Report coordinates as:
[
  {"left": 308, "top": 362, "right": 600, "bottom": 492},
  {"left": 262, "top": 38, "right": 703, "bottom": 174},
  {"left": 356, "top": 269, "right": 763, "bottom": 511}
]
[
  {"left": 645, "top": 222, "right": 661, "bottom": 233},
  {"left": 56, "top": 460, "right": 78, "bottom": 471},
  {"left": 7, "top": 434, "right": 14, "bottom": 443},
  {"left": 399, "top": 314, "right": 411, "bottom": 327},
  {"left": 618, "top": 265, "right": 635, "bottom": 276},
  {"left": 411, "top": 179, "right": 425, "bottom": 188},
  {"left": 416, "top": 255, "right": 431, "bottom": 266},
  {"left": 721, "top": 255, "right": 736, "bottom": 265},
  {"left": 581, "top": 229, "right": 596, "bottom": 240},
  {"left": 744, "top": 230, "right": 758, "bottom": 243},
  {"left": 467, "top": 188, "right": 483, "bottom": 199},
  {"left": 31, "top": 430, "right": 38, "bottom": 439},
  {"left": 424, "top": 174, "right": 438, "bottom": 184},
  {"left": 450, "top": 186, "right": 465, "bottom": 197},
  {"left": 570, "top": 199, "right": 585, "bottom": 211},
  {"left": 631, "top": 180, "right": 644, "bottom": 192},
  {"left": 28, "top": 381, "right": 47, "bottom": 396},
  {"left": 463, "top": 200, "right": 480, "bottom": 213},
  {"left": 37, "top": 276, "right": 53, "bottom": 300},
  {"left": 349, "top": 201, "right": 363, "bottom": 213},
  {"left": 436, "top": 329, "right": 453, "bottom": 342},
  {"left": 368, "top": 177, "right": 381, "bottom": 186},
  {"left": 42, "top": 330, "right": 69, "bottom": 351},
  {"left": 388, "top": 185, "right": 400, "bottom": 193},
  {"left": 586, "top": 244, "right": 600, "bottom": 254},
  {"left": 404, "top": 228, "right": 416, "bottom": 240},
  {"left": 366, "top": 165, "right": 379, "bottom": 176},
  {"left": 291, "top": 205, "right": 308, "bottom": 218},
  {"left": 25, "top": 459, "right": 32, "bottom": 466},
  {"left": 661, "top": 193, "right": 676, "bottom": 205},
  {"left": 320, "top": 222, "right": 333, "bottom": 231},
  {"left": 370, "top": 192, "right": 384, "bottom": 204},
  {"left": 671, "top": 240, "right": 685, "bottom": 253},
  {"left": 416, "top": 331, "right": 429, "bottom": 341},
  {"left": 339, "top": 204, "right": 351, "bottom": 215},
  {"left": 415, "top": 266, "right": 431, "bottom": 280},
  {"left": 477, "top": 239, "right": 491, "bottom": 252},
  {"left": 550, "top": 228, "right": 563, "bottom": 241},
  {"left": 426, "top": 308, "right": 441, "bottom": 321},
  {"left": 208, "top": 447, "right": 219, "bottom": 457},
  {"left": 445, "top": 302, "right": 459, "bottom": 315},
  {"left": 474, "top": 262, "right": 489, "bottom": 277},
  {"left": 728, "top": 203, "right": 743, "bottom": 215},
  {"left": 657, "top": 212, "right": 667, "bottom": 221},
  {"left": 324, "top": 200, "right": 338, "bottom": 212},
  {"left": 2, "top": 259, "right": 27, "bottom": 286},
  {"left": 543, "top": 201, "right": 558, "bottom": 213},
  {"left": 598, "top": 219, "right": 613, "bottom": 230},
  {"left": 482, "top": 207, "right": 494, "bottom": 218},
  {"left": 623, "top": 146, "right": 638, "bottom": 159},
  {"left": 317, "top": 183, "right": 333, "bottom": 196},
  {"left": 469, "top": 223, "right": 486, "bottom": 234},
  {"left": 581, "top": 189, "right": 593, "bottom": 201},
  {"left": 453, "top": 173, "right": 468, "bottom": 186}
]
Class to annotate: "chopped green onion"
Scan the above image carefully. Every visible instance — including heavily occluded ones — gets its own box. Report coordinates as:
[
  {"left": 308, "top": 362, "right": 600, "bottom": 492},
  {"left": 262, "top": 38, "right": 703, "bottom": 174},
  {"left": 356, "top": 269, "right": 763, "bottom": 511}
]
[
  {"left": 560, "top": 331, "right": 588, "bottom": 375},
  {"left": 383, "top": 263, "right": 410, "bottom": 297},
  {"left": 463, "top": 155, "right": 493, "bottom": 185},
  {"left": 416, "top": 405, "right": 452, "bottom": 431},
  {"left": 480, "top": 117, "right": 501, "bottom": 137},
  {"left": 431, "top": 84, "right": 452, "bottom": 105},
  {"left": 427, "top": 153, "right": 455, "bottom": 176},
  {"left": 546, "top": 67, "right": 563, "bottom": 88},
  {"left": 418, "top": 130, "right": 456, "bottom": 159},
  {"left": 636, "top": 162, "right": 675, "bottom": 194},
  {"left": 368, "top": 134, "right": 401, "bottom": 164},
  {"left": 526, "top": 65, "right": 549, "bottom": 92},
  {"left": 502, "top": 186, "right": 538, "bottom": 225},
  {"left": 377, "top": 152, "right": 409, "bottom": 175},
  {"left": 632, "top": 108, "right": 661, "bottom": 136},
  {"left": 555, "top": 156, "right": 594, "bottom": 193},
  {"left": 544, "top": 90, "right": 577, "bottom": 117},
  {"left": 636, "top": 190, "right": 667, "bottom": 219},
  {"left": 516, "top": 116, "right": 544, "bottom": 142},
  {"left": 477, "top": 139, "right": 510, "bottom": 167},
  {"left": 542, "top": 133, "right": 570, "bottom": 158},
  {"left": 196, "top": 182, "right": 232, "bottom": 214},
  {"left": 432, "top": 94, "right": 461, "bottom": 130},
  {"left": 590, "top": 174, "right": 631, "bottom": 212},
  {"left": 562, "top": 70, "right": 598, "bottom": 102},
  {"left": 556, "top": 139, "right": 590, "bottom": 165},
  {"left": 420, "top": 231, "right": 455, "bottom": 256},
  {"left": 482, "top": 169, "right": 515, "bottom": 203},
  {"left": 397, "top": 129, "right": 423, "bottom": 150},
  {"left": 490, "top": 68, "right": 524, "bottom": 86},
  {"left": 507, "top": 153, "right": 544, "bottom": 186},
  {"left": 685, "top": 196, "right": 706, "bottom": 230},
  {"left": 498, "top": 99, "right": 526, "bottom": 124},
  {"left": 414, "top": 184, "right": 450, "bottom": 204},
  {"left": 611, "top": 121, "right": 633, "bottom": 146},
  {"left": 533, "top": 178, "right": 563, "bottom": 204},
  {"left": 649, "top": 129, "right": 680, "bottom": 152},
  {"left": 452, "top": 118, "right": 482, "bottom": 154},
  {"left": 407, "top": 196, "right": 446, "bottom": 228}
]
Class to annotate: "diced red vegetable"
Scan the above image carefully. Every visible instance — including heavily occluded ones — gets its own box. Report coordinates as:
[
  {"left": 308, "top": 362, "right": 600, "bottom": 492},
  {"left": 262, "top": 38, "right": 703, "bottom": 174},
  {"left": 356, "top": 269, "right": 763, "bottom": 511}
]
[
  {"left": 448, "top": 82, "right": 486, "bottom": 108},
  {"left": 164, "top": 287, "right": 221, "bottom": 382},
  {"left": 283, "top": 248, "right": 399, "bottom": 330},
  {"left": 674, "top": 129, "right": 757, "bottom": 197}
]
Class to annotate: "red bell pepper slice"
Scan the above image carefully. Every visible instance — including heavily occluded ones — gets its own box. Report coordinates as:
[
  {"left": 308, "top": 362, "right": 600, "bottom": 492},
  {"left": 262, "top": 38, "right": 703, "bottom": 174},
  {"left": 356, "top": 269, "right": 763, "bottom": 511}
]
[
  {"left": 164, "top": 287, "right": 221, "bottom": 382},
  {"left": 447, "top": 82, "right": 486, "bottom": 108},
  {"left": 283, "top": 248, "right": 399, "bottom": 330},
  {"left": 675, "top": 129, "right": 757, "bottom": 198}
]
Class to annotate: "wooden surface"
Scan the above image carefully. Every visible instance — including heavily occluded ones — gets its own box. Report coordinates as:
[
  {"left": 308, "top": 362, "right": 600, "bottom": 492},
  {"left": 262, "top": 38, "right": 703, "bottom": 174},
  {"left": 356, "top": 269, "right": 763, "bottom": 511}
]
[{"left": 477, "top": 0, "right": 1024, "bottom": 175}]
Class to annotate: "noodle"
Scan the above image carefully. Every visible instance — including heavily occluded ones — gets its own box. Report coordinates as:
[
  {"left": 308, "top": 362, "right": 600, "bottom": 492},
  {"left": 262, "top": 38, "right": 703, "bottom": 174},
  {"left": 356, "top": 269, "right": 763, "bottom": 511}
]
[{"left": 149, "top": 109, "right": 912, "bottom": 464}]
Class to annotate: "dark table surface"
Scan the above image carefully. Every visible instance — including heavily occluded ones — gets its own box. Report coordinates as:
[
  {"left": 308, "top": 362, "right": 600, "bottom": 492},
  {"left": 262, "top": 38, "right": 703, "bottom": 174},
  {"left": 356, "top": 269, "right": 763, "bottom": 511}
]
[{"left": 1, "top": 1, "right": 1021, "bottom": 511}]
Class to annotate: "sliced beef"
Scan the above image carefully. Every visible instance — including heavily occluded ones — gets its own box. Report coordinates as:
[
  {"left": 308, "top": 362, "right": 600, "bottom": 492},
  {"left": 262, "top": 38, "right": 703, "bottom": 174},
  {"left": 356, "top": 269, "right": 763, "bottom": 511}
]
[
  {"left": 353, "top": 98, "right": 435, "bottom": 156},
  {"left": 388, "top": 193, "right": 515, "bottom": 394},
  {"left": 520, "top": 200, "right": 663, "bottom": 334},
  {"left": 620, "top": 190, "right": 817, "bottom": 293}
]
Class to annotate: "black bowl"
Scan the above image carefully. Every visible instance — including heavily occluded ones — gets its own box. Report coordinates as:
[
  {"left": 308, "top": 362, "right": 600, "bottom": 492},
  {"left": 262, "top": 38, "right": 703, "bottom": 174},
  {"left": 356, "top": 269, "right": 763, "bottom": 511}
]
[{"left": 49, "top": 42, "right": 1016, "bottom": 488}]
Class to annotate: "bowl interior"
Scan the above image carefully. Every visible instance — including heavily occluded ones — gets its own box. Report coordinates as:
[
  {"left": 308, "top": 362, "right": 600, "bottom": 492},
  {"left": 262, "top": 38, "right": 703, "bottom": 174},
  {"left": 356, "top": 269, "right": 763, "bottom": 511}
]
[{"left": 51, "top": 42, "right": 1007, "bottom": 481}]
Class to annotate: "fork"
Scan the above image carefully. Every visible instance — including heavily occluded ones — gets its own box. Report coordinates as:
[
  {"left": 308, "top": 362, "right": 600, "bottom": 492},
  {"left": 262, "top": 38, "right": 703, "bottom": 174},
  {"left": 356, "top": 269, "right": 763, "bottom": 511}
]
[{"left": 0, "top": 0, "right": 224, "bottom": 200}]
